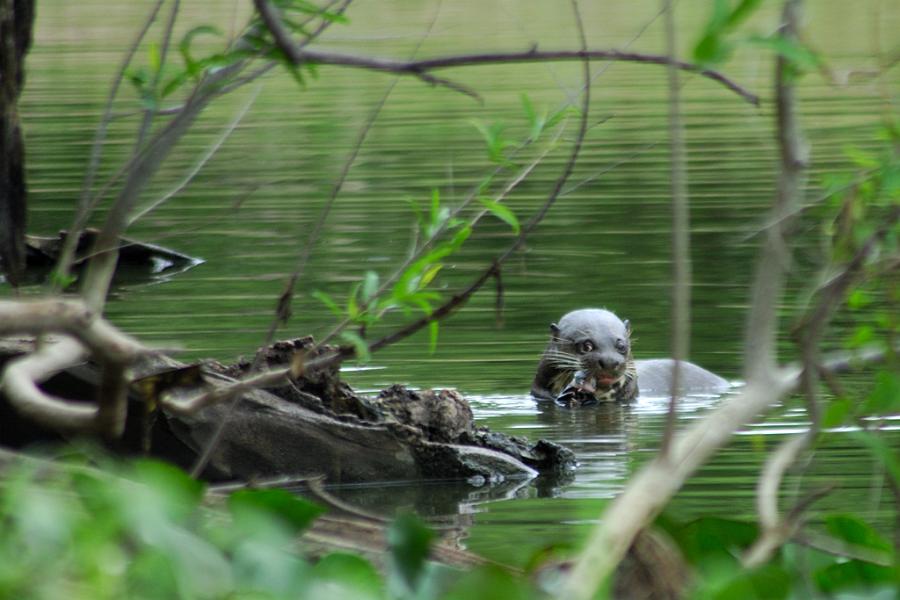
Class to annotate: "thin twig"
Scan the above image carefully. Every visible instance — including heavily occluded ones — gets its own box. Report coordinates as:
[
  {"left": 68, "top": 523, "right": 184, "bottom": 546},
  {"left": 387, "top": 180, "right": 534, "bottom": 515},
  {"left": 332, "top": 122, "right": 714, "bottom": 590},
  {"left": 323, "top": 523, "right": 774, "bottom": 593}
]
[
  {"left": 297, "top": 48, "right": 759, "bottom": 105},
  {"left": 133, "top": 0, "right": 180, "bottom": 152},
  {"left": 250, "top": 0, "right": 757, "bottom": 106},
  {"left": 317, "top": 127, "right": 562, "bottom": 348},
  {"left": 659, "top": 0, "right": 691, "bottom": 458},
  {"left": 354, "top": 0, "right": 593, "bottom": 359},
  {"left": 128, "top": 86, "right": 261, "bottom": 225},
  {"left": 55, "top": 0, "right": 166, "bottom": 285}
]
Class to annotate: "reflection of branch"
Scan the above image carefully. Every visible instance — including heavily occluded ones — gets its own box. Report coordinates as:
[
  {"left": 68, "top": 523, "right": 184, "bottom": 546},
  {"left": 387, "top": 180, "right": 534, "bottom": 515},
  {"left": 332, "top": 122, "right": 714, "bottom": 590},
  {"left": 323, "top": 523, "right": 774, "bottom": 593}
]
[{"left": 252, "top": 0, "right": 759, "bottom": 105}]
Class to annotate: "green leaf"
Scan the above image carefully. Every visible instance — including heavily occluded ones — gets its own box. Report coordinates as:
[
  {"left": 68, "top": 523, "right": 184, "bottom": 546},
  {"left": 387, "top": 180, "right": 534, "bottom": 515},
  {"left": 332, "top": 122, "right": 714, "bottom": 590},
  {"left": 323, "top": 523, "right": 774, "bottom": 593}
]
[
  {"left": 361, "top": 270, "right": 379, "bottom": 304},
  {"left": 387, "top": 513, "right": 434, "bottom": 592},
  {"left": 521, "top": 93, "right": 547, "bottom": 140},
  {"left": 427, "top": 320, "right": 439, "bottom": 354},
  {"left": 708, "top": 564, "right": 791, "bottom": 600},
  {"left": 48, "top": 269, "right": 77, "bottom": 290},
  {"left": 419, "top": 264, "right": 443, "bottom": 288},
  {"left": 444, "top": 565, "right": 536, "bottom": 600},
  {"left": 340, "top": 330, "right": 370, "bottom": 363},
  {"left": 747, "top": 34, "right": 822, "bottom": 74},
  {"left": 694, "top": 32, "right": 733, "bottom": 65},
  {"left": 546, "top": 105, "right": 574, "bottom": 129},
  {"left": 131, "top": 460, "right": 205, "bottom": 523},
  {"left": 309, "top": 553, "right": 383, "bottom": 600},
  {"left": 861, "top": 371, "right": 900, "bottom": 415},
  {"left": 814, "top": 561, "right": 895, "bottom": 595},
  {"left": 824, "top": 514, "right": 892, "bottom": 552},
  {"left": 724, "top": 0, "right": 763, "bottom": 29},
  {"left": 228, "top": 489, "right": 324, "bottom": 535},
  {"left": 470, "top": 120, "right": 515, "bottom": 165},
  {"left": 347, "top": 282, "right": 361, "bottom": 319},
  {"left": 821, "top": 398, "right": 852, "bottom": 428},
  {"left": 448, "top": 223, "right": 472, "bottom": 250},
  {"left": 846, "top": 289, "right": 872, "bottom": 310},
  {"left": 312, "top": 289, "right": 342, "bottom": 317},
  {"left": 843, "top": 145, "right": 880, "bottom": 169},
  {"left": 669, "top": 516, "right": 758, "bottom": 566},
  {"left": 179, "top": 25, "right": 222, "bottom": 75},
  {"left": 693, "top": 0, "right": 764, "bottom": 66},
  {"left": 520, "top": 93, "right": 535, "bottom": 125},
  {"left": 426, "top": 188, "right": 450, "bottom": 238},
  {"left": 479, "top": 198, "right": 520, "bottom": 234},
  {"left": 148, "top": 41, "right": 162, "bottom": 74},
  {"left": 161, "top": 71, "right": 190, "bottom": 98},
  {"left": 850, "top": 430, "right": 900, "bottom": 486}
]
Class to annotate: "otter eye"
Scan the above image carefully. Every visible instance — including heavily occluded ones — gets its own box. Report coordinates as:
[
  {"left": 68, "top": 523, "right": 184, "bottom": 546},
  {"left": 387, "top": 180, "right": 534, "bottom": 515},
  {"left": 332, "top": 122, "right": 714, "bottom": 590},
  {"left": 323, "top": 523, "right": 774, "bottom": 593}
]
[
  {"left": 577, "top": 341, "right": 594, "bottom": 353},
  {"left": 615, "top": 339, "right": 628, "bottom": 354}
]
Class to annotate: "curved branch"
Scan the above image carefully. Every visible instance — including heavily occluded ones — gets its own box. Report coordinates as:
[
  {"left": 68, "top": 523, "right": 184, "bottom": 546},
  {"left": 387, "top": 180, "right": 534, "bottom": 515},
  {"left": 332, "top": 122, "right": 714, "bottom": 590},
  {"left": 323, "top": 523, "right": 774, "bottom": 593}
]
[
  {"left": 252, "top": 0, "right": 758, "bottom": 105},
  {"left": 301, "top": 49, "right": 759, "bottom": 106},
  {"left": 0, "top": 299, "right": 147, "bottom": 436}
]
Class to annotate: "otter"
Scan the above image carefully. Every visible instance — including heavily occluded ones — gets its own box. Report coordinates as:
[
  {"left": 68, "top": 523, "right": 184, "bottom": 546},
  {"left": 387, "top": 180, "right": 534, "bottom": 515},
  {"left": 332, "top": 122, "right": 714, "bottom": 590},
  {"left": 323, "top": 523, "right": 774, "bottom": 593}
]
[{"left": 531, "top": 308, "right": 730, "bottom": 406}]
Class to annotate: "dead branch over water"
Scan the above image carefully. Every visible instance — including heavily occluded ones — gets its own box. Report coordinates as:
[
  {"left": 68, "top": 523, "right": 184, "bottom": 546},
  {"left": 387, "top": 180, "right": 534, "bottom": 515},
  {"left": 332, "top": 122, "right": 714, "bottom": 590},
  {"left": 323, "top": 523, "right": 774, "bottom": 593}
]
[{"left": 253, "top": 0, "right": 759, "bottom": 106}]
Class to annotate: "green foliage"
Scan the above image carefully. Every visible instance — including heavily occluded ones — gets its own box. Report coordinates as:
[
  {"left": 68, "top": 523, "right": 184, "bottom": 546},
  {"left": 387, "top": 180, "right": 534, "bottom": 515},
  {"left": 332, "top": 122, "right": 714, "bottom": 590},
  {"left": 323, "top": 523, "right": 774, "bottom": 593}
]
[
  {"left": 479, "top": 198, "right": 520, "bottom": 234},
  {"left": 387, "top": 513, "right": 435, "bottom": 594},
  {"left": 693, "top": 0, "right": 823, "bottom": 78},
  {"left": 693, "top": 0, "right": 764, "bottom": 66},
  {"left": 470, "top": 120, "right": 516, "bottom": 166},
  {"left": 442, "top": 565, "right": 538, "bottom": 600},
  {"left": 311, "top": 98, "right": 564, "bottom": 357}
]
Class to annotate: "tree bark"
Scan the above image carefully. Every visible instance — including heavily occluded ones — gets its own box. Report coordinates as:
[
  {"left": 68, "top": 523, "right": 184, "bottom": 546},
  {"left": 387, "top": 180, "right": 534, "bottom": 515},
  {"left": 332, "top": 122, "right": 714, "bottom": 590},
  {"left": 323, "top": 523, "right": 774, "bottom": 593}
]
[{"left": 0, "top": 0, "right": 34, "bottom": 287}]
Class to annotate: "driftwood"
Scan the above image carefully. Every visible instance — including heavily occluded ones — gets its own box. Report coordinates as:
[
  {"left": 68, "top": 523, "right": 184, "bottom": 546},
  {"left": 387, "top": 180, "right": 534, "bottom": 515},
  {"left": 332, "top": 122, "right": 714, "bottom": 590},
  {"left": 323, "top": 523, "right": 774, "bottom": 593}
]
[
  {"left": 20, "top": 228, "right": 202, "bottom": 285},
  {"left": 0, "top": 337, "right": 575, "bottom": 486}
]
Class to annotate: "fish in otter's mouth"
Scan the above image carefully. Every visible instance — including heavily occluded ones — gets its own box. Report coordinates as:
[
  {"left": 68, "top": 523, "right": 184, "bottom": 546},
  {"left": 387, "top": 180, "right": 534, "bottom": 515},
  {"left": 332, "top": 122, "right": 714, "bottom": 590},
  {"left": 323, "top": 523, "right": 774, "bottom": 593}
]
[{"left": 554, "top": 368, "right": 634, "bottom": 407}]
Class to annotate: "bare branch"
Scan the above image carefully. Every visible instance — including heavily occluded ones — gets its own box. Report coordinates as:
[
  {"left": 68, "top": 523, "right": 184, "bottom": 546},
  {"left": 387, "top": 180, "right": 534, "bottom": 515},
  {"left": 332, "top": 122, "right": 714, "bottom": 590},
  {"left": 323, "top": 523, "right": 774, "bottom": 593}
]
[
  {"left": 251, "top": 0, "right": 758, "bottom": 105},
  {"left": 742, "top": 0, "right": 809, "bottom": 384},
  {"left": 659, "top": 0, "right": 691, "bottom": 458},
  {"left": 293, "top": 48, "right": 759, "bottom": 105},
  {"left": 128, "top": 86, "right": 260, "bottom": 225},
  {"left": 742, "top": 433, "right": 811, "bottom": 568}
]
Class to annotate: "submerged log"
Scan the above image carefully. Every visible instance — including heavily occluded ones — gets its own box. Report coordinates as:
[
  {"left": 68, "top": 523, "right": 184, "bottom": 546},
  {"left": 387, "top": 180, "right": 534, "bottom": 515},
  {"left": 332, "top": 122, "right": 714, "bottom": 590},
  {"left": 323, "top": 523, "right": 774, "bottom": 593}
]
[
  {"left": 0, "top": 337, "right": 575, "bottom": 486},
  {"left": 12, "top": 228, "right": 203, "bottom": 285}
]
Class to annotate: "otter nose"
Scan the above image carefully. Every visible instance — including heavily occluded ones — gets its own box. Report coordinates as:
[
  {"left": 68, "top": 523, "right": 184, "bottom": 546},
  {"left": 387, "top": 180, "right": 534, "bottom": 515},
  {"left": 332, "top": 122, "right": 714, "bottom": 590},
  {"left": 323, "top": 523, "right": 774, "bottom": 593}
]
[{"left": 597, "top": 355, "right": 622, "bottom": 371}]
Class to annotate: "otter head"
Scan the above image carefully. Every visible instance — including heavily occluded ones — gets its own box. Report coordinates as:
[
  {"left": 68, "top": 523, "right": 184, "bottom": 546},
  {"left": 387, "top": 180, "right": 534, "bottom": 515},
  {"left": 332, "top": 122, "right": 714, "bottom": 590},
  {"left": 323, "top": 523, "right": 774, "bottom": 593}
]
[{"left": 546, "top": 308, "right": 635, "bottom": 404}]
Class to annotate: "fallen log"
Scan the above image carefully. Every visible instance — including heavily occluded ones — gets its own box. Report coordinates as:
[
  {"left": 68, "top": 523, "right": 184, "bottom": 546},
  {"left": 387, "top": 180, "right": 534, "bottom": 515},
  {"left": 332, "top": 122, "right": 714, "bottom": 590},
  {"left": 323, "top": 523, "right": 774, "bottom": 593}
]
[{"left": 0, "top": 337, "right": 575, "bottom": 486}]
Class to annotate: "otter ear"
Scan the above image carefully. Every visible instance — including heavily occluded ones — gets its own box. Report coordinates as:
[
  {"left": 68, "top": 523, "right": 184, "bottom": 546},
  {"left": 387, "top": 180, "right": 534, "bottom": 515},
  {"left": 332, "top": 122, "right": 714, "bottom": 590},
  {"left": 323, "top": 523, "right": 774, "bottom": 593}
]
[
  {"left": 624, "top": 319, "right": 632, "bottom": 336},
  {"left": 550, "top": 323, "right": 560, "bottom": 337}
]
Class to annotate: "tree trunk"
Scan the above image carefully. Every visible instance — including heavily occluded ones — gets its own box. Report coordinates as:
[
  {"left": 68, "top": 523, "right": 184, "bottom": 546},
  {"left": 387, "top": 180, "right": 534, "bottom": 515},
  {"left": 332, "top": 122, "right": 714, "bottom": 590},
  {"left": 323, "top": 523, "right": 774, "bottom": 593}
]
[{"left": 0, "top": 0, "right": 34, "bottom": 287}]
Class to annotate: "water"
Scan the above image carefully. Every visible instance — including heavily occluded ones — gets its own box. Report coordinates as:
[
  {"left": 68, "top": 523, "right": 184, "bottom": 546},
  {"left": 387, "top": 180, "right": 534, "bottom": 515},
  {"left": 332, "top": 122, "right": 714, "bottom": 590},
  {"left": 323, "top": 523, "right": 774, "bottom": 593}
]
[{"left": 9, "top": 0, "right": 899, "bottom": 568}]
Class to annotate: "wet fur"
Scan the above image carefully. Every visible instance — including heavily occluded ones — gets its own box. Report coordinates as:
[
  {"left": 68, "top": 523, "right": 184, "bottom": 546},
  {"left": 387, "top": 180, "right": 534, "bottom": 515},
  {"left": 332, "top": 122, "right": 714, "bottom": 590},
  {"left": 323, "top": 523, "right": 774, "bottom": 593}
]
[{"left": 532, "top": 309, "right": 639, "bottom": 403}]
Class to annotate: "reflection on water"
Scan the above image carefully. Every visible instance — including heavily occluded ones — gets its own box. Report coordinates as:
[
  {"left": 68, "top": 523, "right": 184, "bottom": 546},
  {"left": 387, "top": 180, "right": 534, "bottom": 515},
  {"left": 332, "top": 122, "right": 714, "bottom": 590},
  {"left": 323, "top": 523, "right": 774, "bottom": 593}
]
[{"left": 7, "top": 0, "right": 898, "bottom": 569}]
